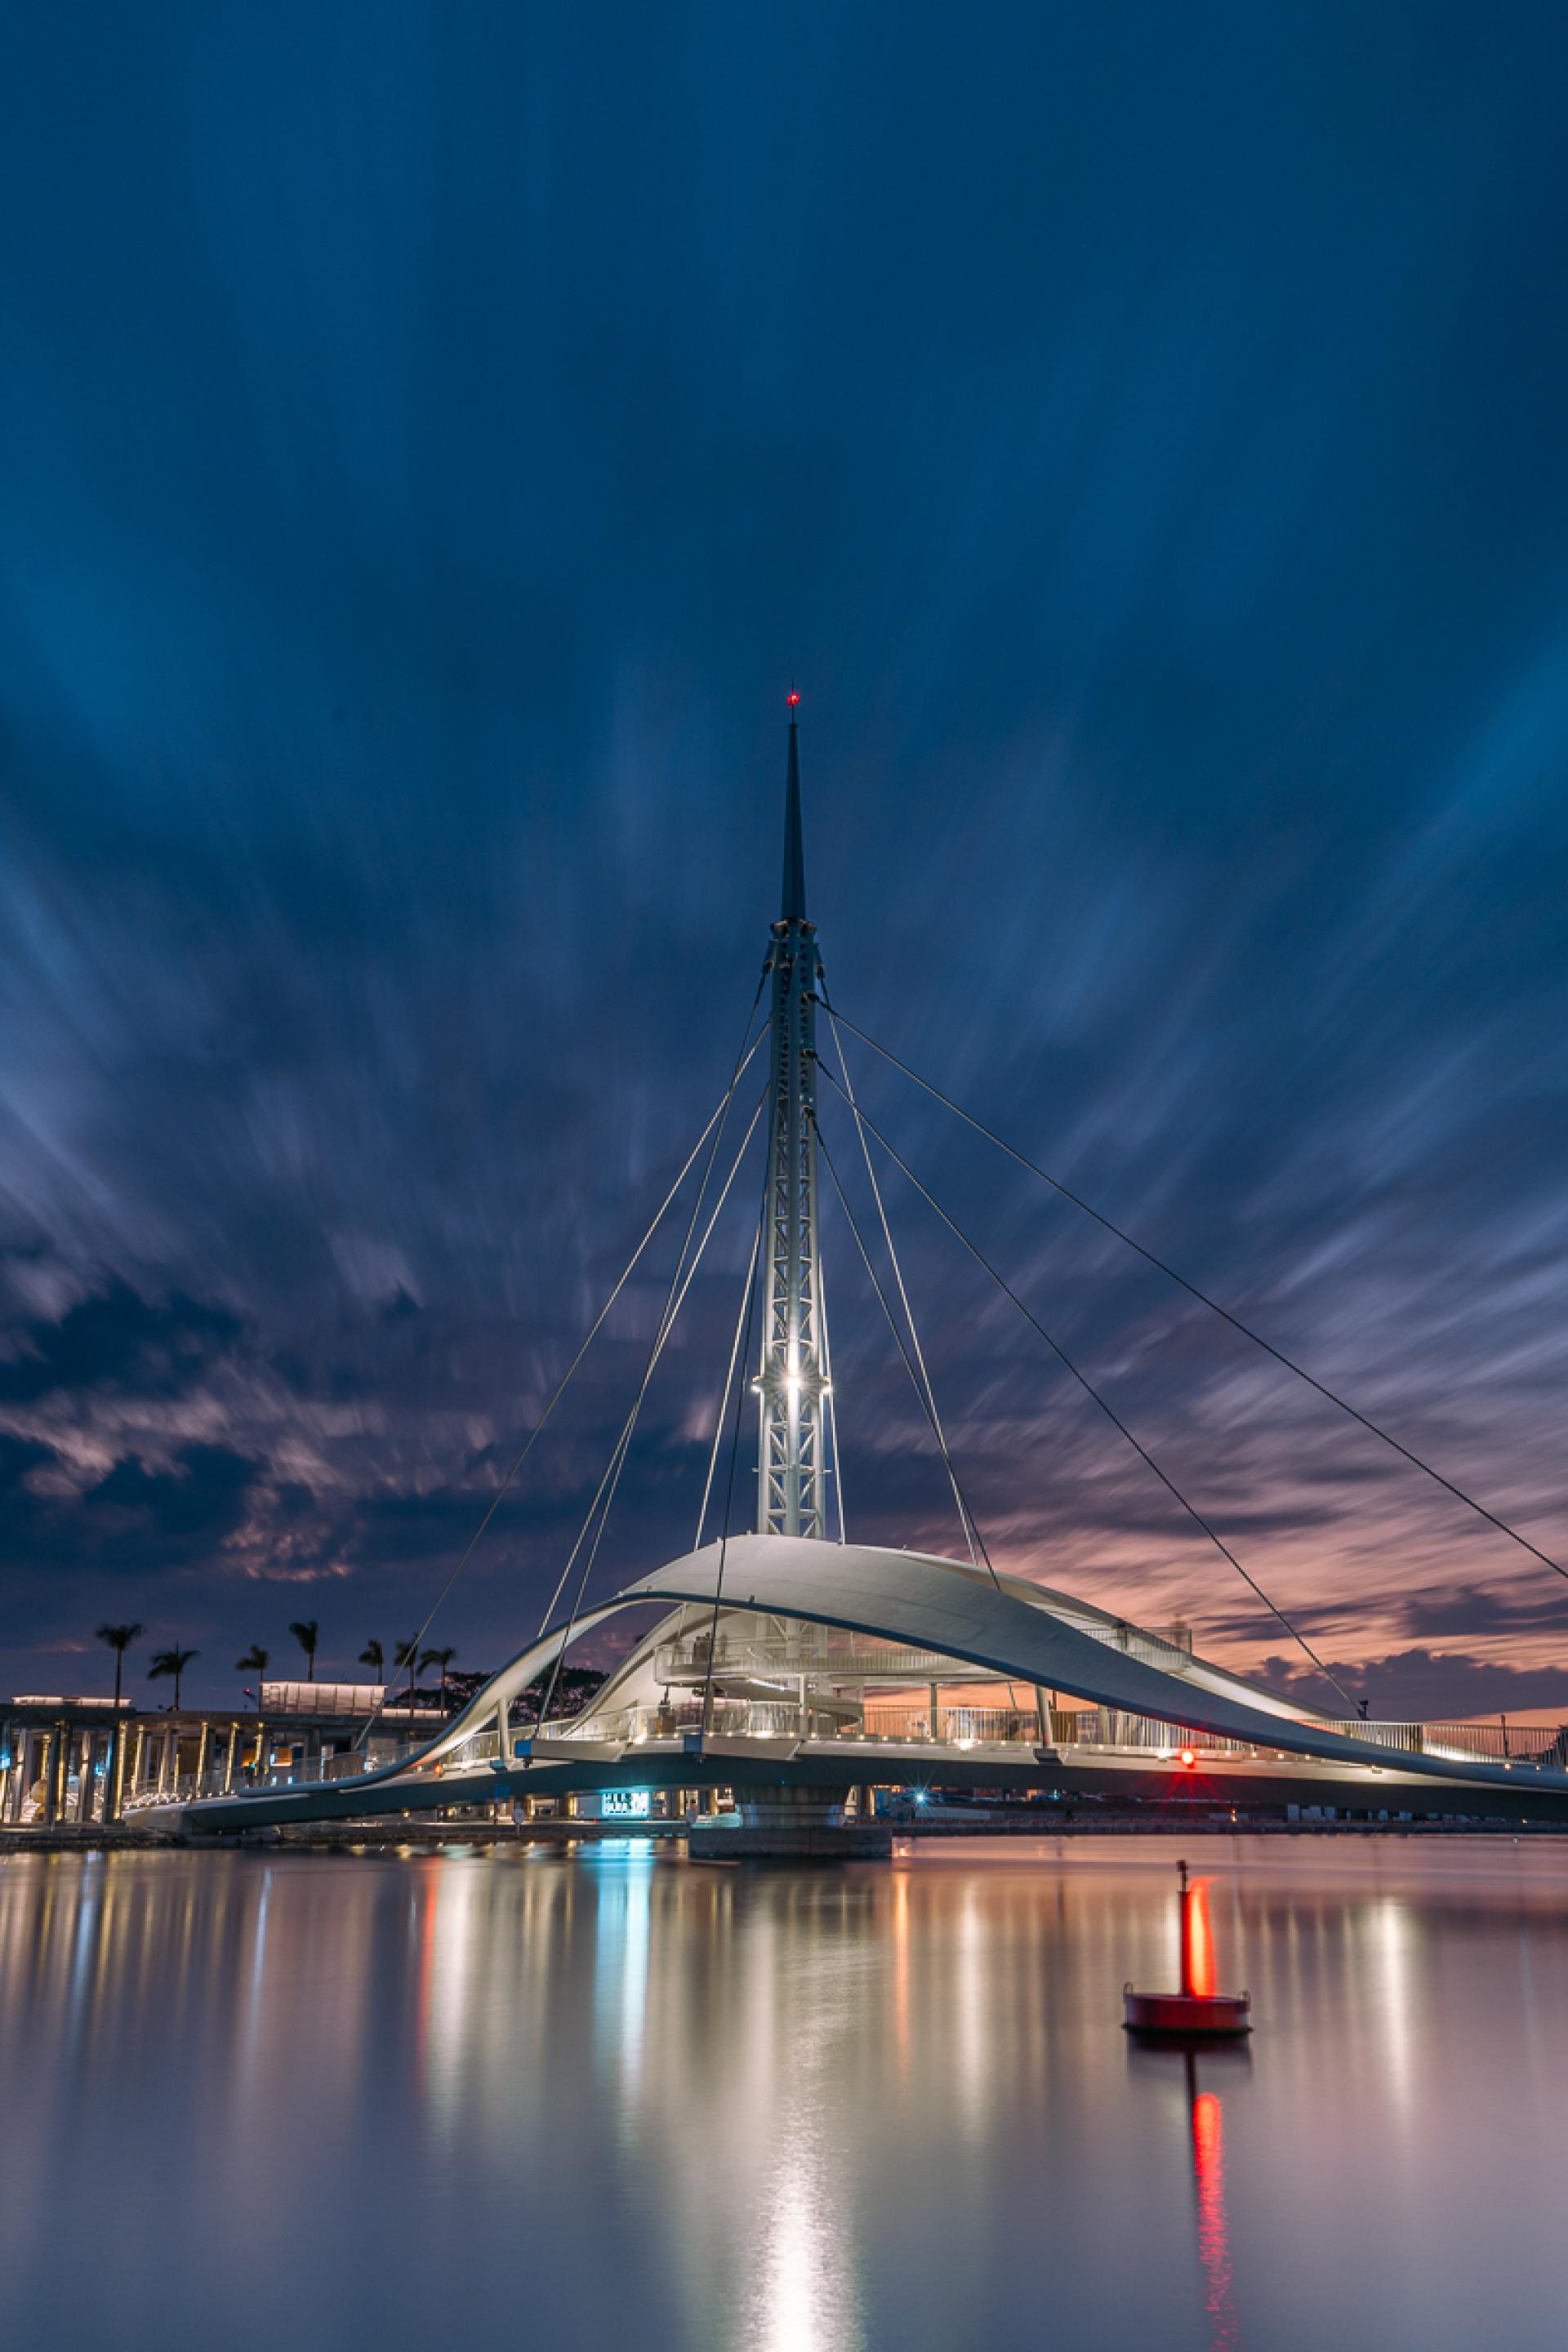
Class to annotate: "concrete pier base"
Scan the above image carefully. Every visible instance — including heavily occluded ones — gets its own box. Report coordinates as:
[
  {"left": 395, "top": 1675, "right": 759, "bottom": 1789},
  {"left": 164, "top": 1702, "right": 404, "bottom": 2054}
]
[{"left": 687, "top": 1782, "right": 893, "bottom": 1862}]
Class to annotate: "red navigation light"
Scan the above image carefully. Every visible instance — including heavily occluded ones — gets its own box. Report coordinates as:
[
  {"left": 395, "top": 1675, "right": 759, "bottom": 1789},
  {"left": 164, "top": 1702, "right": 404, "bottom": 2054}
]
[
  {"left": 786, "top": 690, "right": 800, "bottom": 707},
  {"left": 1180, "top": 1748, "right": 1196, "bottom": 1769}
]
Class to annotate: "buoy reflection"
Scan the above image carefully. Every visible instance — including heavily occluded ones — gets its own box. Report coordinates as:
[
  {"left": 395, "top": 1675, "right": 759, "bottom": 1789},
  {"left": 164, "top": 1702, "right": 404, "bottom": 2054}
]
[{"left": 1187, "top": 2057, "right": 1240, "bottom": 2350}]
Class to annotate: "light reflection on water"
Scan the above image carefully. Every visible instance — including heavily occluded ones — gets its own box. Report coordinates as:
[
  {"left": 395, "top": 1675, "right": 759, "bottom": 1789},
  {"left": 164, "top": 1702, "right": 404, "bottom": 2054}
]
[{"left": 2, "top": 1836, "right": 1568, "bottom": 2351}]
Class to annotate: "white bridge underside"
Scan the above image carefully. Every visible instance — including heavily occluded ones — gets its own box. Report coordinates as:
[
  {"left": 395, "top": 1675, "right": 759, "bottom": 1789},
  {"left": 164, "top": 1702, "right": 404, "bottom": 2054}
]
[{"left": 137, "top": 1537, "right": 1568, "bottom": 1833}]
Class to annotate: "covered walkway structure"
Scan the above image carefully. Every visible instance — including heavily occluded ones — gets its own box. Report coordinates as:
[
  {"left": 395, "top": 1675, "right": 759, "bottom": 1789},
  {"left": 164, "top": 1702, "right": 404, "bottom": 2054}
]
[{"left": 131, "top": 1536, "right": 1568, "bottom": 1834}]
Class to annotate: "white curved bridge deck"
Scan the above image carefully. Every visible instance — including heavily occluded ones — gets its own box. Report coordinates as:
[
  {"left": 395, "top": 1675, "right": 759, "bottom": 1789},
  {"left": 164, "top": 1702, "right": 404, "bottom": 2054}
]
[{"left": 131, "top": 1539, "right": 1568, "bottom": 1835}]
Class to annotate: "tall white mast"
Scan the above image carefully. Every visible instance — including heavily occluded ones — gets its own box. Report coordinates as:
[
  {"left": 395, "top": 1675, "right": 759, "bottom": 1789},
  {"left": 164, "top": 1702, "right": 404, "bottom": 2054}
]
[{"left": 757, "top": 703, "right": 826, "bottom": 1537}]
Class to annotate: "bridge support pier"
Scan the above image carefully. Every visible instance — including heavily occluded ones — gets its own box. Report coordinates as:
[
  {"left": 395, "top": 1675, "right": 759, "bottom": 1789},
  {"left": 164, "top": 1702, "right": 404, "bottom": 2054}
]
[{"left": 688, "top": 1781, "right": 892, "bottom": 1861}]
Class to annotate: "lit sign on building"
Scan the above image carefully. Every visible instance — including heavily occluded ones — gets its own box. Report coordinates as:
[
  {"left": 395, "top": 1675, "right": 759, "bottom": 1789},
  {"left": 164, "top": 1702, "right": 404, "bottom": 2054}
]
[{"left": 602, "top": 1788, "right": 651, "bottom": 1819}]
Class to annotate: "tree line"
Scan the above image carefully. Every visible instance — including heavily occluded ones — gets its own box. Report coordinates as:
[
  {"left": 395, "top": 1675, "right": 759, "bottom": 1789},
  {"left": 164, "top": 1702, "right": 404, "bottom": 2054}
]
[
  {"left": 91, "top": 1621, "right": 607, "bottom": 1721},
  {"left": 93, "top": 1619, "right": 461, "bottom": 1713}
]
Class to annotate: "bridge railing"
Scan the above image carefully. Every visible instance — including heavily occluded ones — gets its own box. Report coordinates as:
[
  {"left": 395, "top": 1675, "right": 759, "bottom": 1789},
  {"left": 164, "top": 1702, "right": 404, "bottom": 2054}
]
[
  {"left": 444, "top": 1728, "right": 502, "bottom": 1767},
  {"left": 1304, "top": 1717, "right": 1567, "bottom": 1766},
  {"left": 114, "top": 1691, "right": 1568, "bottom": 1810},
  {"left": 1050, "top": 1709, "right": 1253, "bottom": 1753},
  {"left": 532, "top": 1690, "right": 1568, "bottom": 1768},
  {"left": 121, "top": 1739, "right": 411, "bottom": 1809},
  {"left": 862, "top": 1702, "right": 1040, "bottom": 1745}
]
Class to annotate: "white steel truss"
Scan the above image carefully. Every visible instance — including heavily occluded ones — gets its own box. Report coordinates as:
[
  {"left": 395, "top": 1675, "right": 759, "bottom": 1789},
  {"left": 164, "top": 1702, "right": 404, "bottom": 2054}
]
[{"left": 756, "top": 717, "right": 827, "bottom": 1538}]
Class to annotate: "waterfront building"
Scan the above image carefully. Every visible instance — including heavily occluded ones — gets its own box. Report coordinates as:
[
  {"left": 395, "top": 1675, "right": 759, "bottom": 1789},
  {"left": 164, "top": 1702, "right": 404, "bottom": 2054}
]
[{"left": 0, "top": 1683, "right": 443, "bottom": 1827}]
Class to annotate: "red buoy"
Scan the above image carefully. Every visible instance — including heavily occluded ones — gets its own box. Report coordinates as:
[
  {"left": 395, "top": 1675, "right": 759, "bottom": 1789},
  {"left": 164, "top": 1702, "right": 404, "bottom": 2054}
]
[{"left": 1124, "top": 1860, "right": 1251, "bottom": 2036}]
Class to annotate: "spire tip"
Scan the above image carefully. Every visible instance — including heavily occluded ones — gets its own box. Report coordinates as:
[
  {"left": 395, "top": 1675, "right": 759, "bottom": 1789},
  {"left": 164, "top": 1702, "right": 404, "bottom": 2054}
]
[{"left": 781, "top": 701, "right": 806, "bottom": 921}]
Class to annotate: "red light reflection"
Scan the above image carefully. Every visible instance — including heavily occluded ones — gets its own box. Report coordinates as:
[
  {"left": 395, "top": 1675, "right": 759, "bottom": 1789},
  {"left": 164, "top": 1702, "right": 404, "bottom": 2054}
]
[{"left": 1189, "top": 2070, "right": 1240, "bottom": 2350}]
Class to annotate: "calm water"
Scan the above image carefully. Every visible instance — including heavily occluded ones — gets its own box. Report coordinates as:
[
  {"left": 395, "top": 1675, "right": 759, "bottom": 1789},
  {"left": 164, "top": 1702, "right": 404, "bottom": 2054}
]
[{"left": 3, "top": 1834, "right": 1566, "bottom": 2351}]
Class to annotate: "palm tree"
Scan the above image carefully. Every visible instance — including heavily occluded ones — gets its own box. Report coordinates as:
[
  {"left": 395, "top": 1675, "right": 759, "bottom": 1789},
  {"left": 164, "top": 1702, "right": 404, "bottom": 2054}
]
[
  {"left": 149, "top": 1646, "right": 198, "bottom": 1711},
  {"left": 288, "top": 1619, "right": 319, "bottom": 1682},
  {"left": 421, "top": 1646, "right": 457, "bottom": 1712},
  {"left": 394, "top": 1636, "right": 421, "bottom": 1719},
  {"left": 359, "top": 1637, "right": 385, "bottom": 1681},
  {"left": 96, "top": 1622, "right": 145, "bottom": 1708},
  {"left": 236, "top": 1645, "right": 269, "bottom": 1708}
]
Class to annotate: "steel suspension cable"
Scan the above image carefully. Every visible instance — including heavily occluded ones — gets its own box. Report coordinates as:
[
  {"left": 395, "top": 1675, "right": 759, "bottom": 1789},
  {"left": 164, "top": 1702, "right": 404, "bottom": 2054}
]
[
  {"left": 699, "top": 1161, "right": 772, "bottom": 1747},
  {"left": 519, "top": 978, "right": 769, "bottom": 1734},
  {"left": 823, "top": 1007, "right": 978, "bottom": 1568},
  {"left": 351, "top": 1031, "right": 768, "bottom": 1753},
  {"left": 817, "top": 1235, "right": 848, "bottom": 1542},
  {"left": 695, "top": 1219, "right": 764, "bottom": 1549},
  {"left": 815, "top": 1117, "right": 1000, "bottom": 1592},
  {"left": 687, "top": 967, "right": 778, "bottom": 1560},
  {"left": 530, "top": 1085, "right": 768, "bottom": 1731},
  {"left": 817, "top": 1114, "right": 1031, "bottom": 1719},
  {"left": 818, "top": 1065, "right": 1361, "bottom": 1715},
  {"left": 821, "top": 997, "right": 1568, "bottom": 1590}
]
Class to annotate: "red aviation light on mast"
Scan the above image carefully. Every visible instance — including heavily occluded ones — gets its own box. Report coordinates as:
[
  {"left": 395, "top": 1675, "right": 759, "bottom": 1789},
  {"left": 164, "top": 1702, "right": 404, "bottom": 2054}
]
[{"left": 786, "top": 690, "right": 800, "bottom": 708}]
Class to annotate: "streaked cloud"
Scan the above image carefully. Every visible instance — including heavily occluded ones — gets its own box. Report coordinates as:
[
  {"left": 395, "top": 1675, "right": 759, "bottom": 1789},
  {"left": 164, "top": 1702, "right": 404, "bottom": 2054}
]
[{"left": 1, "top": 7, "right": 1566, "bottom": 1711}]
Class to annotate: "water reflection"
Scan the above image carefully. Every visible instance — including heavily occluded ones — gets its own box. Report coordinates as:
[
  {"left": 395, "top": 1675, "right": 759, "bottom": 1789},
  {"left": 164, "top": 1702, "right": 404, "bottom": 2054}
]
[
  {"left": 1190, "top": 2065, "right": 1237, "bottom": 2351},
  {"left": 2, "top": 1838, "right": 1568, "bottom": 2351}
]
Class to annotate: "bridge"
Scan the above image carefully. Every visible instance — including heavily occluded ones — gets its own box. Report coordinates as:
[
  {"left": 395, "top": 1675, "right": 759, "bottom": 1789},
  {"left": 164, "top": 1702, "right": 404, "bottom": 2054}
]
[{"left": 134, "top": 710, "right": 1568, "bottom": 1842}]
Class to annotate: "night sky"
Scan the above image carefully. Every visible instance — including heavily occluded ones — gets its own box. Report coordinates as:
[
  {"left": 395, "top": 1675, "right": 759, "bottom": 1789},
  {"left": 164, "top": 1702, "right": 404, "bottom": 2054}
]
[{"left": 3, "top": 6, "right": 1567, "bottom": 1717}]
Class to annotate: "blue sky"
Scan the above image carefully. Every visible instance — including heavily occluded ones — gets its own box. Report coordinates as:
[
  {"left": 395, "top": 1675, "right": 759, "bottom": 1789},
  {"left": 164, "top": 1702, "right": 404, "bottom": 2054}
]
[{"left": 2, "top": 4, "right": 1567, "bottom": 1713}]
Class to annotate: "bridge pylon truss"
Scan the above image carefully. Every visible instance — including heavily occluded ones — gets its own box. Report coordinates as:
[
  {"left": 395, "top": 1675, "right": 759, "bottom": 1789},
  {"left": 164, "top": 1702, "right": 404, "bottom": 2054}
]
[{"left": 757, "top": 712, "right": 828, "bottom": 1539}]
